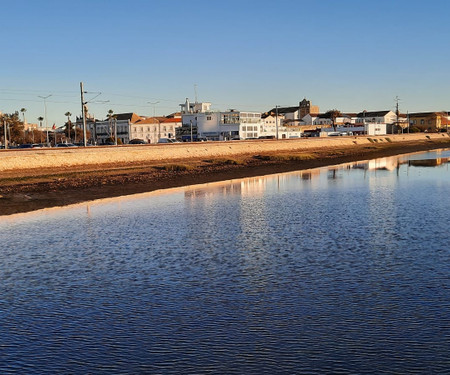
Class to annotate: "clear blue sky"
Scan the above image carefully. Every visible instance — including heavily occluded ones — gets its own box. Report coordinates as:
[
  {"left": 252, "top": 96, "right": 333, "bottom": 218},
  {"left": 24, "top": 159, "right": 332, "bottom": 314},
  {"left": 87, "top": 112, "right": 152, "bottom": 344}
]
[{"left": 1, "top": 0, "right": 450, "bottom": 126}]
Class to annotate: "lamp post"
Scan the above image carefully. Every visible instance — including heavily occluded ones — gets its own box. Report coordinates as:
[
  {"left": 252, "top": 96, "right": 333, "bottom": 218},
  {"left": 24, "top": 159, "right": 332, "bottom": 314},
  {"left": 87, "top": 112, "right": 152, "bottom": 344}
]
[
  {"left": 38, "top": 94, "right": 52, "bottom": 146},
  {"left": 148, "top": 101, "right": 160, "bottom": 141}
]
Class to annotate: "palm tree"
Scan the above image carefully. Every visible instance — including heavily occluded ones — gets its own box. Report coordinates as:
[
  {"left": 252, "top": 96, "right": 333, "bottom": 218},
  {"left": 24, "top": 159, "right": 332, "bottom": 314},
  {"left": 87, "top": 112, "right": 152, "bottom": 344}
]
[
  {"left": 20, "top": 108, "right": 27, "bottom": 143},
  {"left": 37, "top": 116, "right": 44, "bottom": 143},
  {"left": 107, "top": 109, "right": 117, "bottom": 145},
  {"left": 20, "top": 108, "right": 27, "bottom": 123},
  {"left": 65, "top": 111, "right": 72, "bottom": 141}
]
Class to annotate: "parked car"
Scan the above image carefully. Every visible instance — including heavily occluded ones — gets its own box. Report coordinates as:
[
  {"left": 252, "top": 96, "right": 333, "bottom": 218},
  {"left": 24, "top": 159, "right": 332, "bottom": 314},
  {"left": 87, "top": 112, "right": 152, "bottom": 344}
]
[
  {"left": 129, "top": 139, "right": 146, "bottom": 144},
  {"left": 158, "top": 138, "right": 177, "bottom": 143},
  {"left": 56, "top": 143, "right": 76, "bottom": 147}
]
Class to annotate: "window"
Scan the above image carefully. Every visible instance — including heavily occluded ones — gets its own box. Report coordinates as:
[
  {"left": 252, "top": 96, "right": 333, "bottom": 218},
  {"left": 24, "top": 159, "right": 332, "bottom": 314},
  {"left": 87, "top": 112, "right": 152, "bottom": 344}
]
[{"left": 207, "top": 116, "right": 211, "bottom": 120}]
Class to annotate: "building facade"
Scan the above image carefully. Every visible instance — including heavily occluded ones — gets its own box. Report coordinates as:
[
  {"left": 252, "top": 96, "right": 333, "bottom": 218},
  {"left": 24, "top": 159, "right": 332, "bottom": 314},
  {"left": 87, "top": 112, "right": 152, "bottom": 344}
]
[{"left": 408, "top": 112, "right": 448, "bottom": 131}]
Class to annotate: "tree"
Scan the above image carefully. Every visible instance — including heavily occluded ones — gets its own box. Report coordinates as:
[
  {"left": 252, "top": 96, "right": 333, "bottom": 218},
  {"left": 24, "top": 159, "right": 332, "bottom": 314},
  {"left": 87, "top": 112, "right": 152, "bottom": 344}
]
[
  {"left": 0, "top": 112, "right": 25, "bottom": 145},
  {"left": 64, "top": 111, "right": 72, "bottom": 141},
  {"left": 325, "top": 109, "right": 342, "bottom": 131},
  {"left": 20, "top": 108, "right": 27, "bottom": 143},
  {"left": 107, "top": 109, "right": 118, "bottom": 145},
  {"left": 20, "top": 108, "right": 27, "bottom": 123}
]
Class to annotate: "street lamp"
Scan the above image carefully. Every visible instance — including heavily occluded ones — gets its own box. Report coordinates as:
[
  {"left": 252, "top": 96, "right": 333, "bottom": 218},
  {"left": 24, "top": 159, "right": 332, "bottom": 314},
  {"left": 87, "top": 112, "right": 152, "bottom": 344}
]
[
  {"left": 148, "top": 101, "right": 159, "bottom": 141},
  {"left": 38, "top": 94, "right": 52, "bottom": 146}
]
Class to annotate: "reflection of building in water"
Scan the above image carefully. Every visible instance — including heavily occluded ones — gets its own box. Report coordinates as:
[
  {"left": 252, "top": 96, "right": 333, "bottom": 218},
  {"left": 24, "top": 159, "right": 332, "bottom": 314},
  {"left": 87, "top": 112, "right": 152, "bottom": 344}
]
[
  {"left": 185, "top": 177, "right": 269, "bottom": 200},
  {"left": 185, "top": 183, "right": 242, "bottom": 200},
  {"left": 408, "top": 158, "right": 449, "bottom": 167},
  {"left": 351, "top": 156, "right": 404, "bottom": 171},
  {"left": 298, "top": 169, "right": 321, "bottom": 181}
]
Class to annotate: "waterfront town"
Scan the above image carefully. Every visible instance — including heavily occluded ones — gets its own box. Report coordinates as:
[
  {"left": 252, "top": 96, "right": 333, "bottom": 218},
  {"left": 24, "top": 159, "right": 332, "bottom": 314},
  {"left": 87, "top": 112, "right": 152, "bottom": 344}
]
[{"left": 1, "top": 97, "right": 449, "bottom": 148}]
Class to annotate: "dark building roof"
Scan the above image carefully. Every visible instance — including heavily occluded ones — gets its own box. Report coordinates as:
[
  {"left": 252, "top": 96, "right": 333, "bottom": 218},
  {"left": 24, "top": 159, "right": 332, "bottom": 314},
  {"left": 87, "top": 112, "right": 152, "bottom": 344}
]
[
  {"left": 408, "top": 111, "right": 447, "bottom": 117},
  {"left": 262, "top": 106, "right": 299, "bottom": 118},
  {"left": 113, "top": 113, "right": 142, "bottom": 122},
  {"left": 356, "top": 110, "right": 392, "bottom": 117}
]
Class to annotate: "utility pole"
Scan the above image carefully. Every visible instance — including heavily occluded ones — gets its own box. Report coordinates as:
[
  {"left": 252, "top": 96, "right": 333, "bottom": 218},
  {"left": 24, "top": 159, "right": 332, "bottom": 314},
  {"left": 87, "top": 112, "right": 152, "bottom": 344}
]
[
  {"left": 395, "top": 96, "right": 400, "bottom": 134},
  {"left": 114, "top": 117, "right": 118, "bottom": 145},
  {"left": 407, "top": 111, "right": 410, "bottom": 133},
  {"left": 275, "top": 105, "right": 279, "bottom": 139},
  {"left": 3, "top": 120, "right": 7, "bottom": 149},
  {"left": 80, "top": 82, "right": 88, "bottom": 146}
]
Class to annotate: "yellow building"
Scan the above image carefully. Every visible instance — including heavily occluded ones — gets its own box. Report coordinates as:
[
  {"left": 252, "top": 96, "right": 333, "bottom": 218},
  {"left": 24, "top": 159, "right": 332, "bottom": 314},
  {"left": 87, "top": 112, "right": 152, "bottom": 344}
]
[{"left": 409, "top": 112, "right": 447, "bottom": 131}]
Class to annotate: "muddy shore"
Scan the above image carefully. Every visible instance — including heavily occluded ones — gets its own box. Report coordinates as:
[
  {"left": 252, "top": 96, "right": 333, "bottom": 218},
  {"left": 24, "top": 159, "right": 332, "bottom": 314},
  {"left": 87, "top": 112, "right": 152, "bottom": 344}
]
[{"left": 1, "top": 136, "right": 449, "bottom": 216}]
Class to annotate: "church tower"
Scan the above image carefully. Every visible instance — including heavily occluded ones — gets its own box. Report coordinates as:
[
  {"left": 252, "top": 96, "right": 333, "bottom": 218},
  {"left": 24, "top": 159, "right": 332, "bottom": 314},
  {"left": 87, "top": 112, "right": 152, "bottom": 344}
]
[{"left": 299, "top": 98, "right": 319, "bottom": 118}]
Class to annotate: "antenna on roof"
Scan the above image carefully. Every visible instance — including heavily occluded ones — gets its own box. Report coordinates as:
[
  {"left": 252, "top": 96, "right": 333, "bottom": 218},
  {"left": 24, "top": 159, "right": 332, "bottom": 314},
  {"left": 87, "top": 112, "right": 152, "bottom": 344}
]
[
  {"left": 394, "top": 96, "right": 401, "bottom": 134},
  {"left": 194, "top": 84, "right": 198, "bottom": 103}
]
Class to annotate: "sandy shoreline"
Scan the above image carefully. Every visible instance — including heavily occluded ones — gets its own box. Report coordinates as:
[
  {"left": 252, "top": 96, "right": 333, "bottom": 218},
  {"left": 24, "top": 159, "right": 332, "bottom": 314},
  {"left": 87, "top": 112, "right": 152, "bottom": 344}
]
[{"left": 1, "top": 135, "right": 449, "bottom": 216}]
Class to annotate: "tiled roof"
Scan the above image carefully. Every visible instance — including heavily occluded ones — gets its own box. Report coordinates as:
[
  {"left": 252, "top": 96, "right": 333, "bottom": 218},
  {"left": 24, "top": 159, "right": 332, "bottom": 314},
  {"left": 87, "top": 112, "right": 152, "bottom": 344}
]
[
  {"left": 160, "top": 117, "right": 182, "bottom": 123},
  {"left": 134, "top": 117, "right": 159, "bottom": 124}
]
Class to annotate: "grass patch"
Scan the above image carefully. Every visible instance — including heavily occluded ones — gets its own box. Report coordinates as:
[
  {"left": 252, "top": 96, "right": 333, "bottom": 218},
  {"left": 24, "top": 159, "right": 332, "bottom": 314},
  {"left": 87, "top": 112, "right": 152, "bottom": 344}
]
[
  {"left": 154, "top": 164, "right": 193, "bottom": 172},
  {"left": 206, "top": 158, "right": 244, "bottom": 165},
  {"left": 385, "top": 137, "right": 392, "bottom": 143},
  {"left": 425, "top": 135, "right": 431, "bottom": 140},
  {"left": 364, "top": 146, "right": 379, "bottom": 150},
  {"left": 367, "top": 138, "right": 375, "bottom": 143}
]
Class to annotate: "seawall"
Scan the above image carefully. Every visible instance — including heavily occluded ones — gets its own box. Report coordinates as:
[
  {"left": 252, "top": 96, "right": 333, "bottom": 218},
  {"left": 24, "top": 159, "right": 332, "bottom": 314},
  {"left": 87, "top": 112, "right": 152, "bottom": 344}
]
[{"left": 0, "top": 133, "right": 448, "bottom": 172}]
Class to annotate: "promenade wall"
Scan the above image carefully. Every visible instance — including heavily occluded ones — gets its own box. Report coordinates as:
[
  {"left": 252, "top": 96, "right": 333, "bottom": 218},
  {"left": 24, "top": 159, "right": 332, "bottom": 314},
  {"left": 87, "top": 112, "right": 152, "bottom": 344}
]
[{"left": 0, "top": 133, "right": 447, "bottom": 172}]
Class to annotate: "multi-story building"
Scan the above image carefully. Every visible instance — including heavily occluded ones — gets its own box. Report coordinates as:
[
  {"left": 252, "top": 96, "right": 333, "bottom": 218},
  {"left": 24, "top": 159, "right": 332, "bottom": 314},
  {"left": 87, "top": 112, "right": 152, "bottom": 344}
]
[
  {"left": 179, "top": 98, "right": 264, "bottom": 140},
  {"left": 408, "top": 112, "right": 448, "bottom": 131},
  {"left": 355, "top": 110, "right": 397, "bottom": 125},
  {"left": 84, "top": 112, "right": 182, "bottom": 144},
  {"left": 87, "top": 113, "right": 140, "bottom": 145}
]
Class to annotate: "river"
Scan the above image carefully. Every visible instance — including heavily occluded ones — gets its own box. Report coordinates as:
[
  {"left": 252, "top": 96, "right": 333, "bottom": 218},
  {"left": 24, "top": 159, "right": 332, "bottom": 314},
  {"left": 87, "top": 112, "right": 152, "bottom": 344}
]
[{"left": 0, "top": 149, "right": 449, "bottom": 374}]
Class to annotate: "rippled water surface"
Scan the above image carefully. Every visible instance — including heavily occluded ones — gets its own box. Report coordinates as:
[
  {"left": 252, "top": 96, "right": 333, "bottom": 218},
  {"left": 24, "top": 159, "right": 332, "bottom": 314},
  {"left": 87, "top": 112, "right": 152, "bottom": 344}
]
[{"left": 1, "top": 150, "right": 449, "bottom": 374}]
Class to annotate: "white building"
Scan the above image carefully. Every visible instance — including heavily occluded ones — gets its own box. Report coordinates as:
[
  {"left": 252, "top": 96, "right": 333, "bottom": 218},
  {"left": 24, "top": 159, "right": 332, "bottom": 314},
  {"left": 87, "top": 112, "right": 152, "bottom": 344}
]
[
  {"left": 86, "top": 112, "right": 182, "bottom": 144},
  {"left": 261, "top": 114, "right": 302, "bottom": 138},
  {"left": 355, "top": 110, "right": 397, "bottom": 125},
  {"left": 179, "top": 98, "right": 264, "bottom": 140}
]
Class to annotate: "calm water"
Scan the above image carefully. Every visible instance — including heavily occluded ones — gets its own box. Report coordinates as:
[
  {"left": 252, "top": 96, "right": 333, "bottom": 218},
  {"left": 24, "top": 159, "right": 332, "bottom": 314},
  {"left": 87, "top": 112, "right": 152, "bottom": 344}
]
[{"left": 0, "top": 150, "right": 449, "bottom": 374}]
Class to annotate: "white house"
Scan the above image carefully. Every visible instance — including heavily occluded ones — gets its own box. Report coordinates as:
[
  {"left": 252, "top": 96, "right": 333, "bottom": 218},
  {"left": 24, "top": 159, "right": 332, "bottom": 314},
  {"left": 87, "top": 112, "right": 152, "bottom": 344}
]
[{"left": 355, "top": 110, "right": 397, "bottom": 125}]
